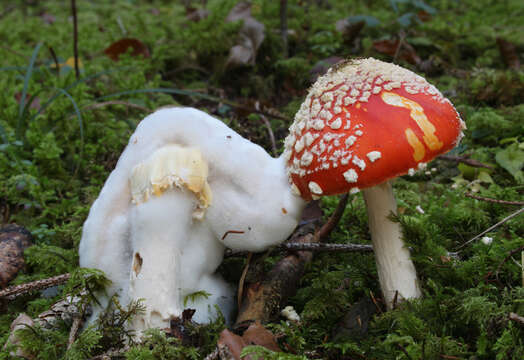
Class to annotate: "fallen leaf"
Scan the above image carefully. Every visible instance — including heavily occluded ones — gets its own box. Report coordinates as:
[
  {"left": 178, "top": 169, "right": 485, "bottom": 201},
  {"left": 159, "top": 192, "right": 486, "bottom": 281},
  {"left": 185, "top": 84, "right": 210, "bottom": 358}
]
[
  {"left": 225, "top": 2, "right": 265, "bottom": 69},
  {"left": 496, "top": 38, "right": 520, "bottom": 70},
  {"left": 242, "top": 322, "right": 281, "bottom": 352},
  {"left": 104, "top": 38, "right": 150, "bottom": 61},
  {"left": 218, "top": 322, "right": 281, "bottom": 360},
  {"left": 373, "top": 38, "right": 421, "bottom": 65},
  {"left": 14, "top": 93, "right": 40, "bottom": 112},
  {"left": 218, "top": 329, "right": 248, "bottom": 360},
  {"left": 0, "top": 224, "right": 32, "bottom": 288}
]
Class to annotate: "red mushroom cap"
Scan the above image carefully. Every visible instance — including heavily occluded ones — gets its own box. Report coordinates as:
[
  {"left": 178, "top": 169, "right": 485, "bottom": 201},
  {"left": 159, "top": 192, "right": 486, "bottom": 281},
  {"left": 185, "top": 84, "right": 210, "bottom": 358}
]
[{"left": 283, "top": 58, "right": 465, "bottom": 201}]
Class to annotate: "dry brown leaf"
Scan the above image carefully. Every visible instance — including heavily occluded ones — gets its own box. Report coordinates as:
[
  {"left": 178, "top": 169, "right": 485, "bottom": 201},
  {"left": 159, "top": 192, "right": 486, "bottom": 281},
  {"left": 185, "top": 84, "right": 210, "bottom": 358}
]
[
  {"left": 0, "top": 224, "right": 32, "bottom": 289},
  {"left": 218, "top": 329, "right": 248, "bottom": 360},
  {"left": 373, "top": 39, "right": 421, "bottom": 65},
  {"left": 242, "top": 322, "right": 281, "bottom": 352},
  {"left": 218, "top": 322, "right": 281, "bottom": 360},
  {"left": 225, "top": 2, "right": 265, "bottom": 69},
  {"left": 104, "top": 38, "right": 150, "bottom": 61},
  {"left": 14, "top": 93, "right": 40, "bottom": 112}
]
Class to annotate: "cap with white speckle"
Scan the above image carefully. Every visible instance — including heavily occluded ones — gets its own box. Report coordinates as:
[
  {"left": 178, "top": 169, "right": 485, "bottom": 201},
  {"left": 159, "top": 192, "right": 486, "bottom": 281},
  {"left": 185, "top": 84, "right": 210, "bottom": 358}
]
[{"left": 284, "top": 57, "right": 465, "bottom": 200}]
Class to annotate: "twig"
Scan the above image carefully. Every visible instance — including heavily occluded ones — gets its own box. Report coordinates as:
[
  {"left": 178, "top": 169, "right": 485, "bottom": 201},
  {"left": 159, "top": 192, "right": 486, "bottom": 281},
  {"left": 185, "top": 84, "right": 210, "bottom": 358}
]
[
  {"left": 317, "top": 194, "right": 349, "bottom": 240},
  {"left": 0, "top": 273, "right": 71, "bottom": 299},
  {"left": 439, "top": 154, "right": 494, "bottom": 169},
  {"left": 71, "top": 0, "right": 79, "bottom": 79},
  {"left": 237, "top": 252, "right": 252, "bottom": 310},
  {"left": 67, "top": 315, "right": 82, "bottom": 349},
  {"left": 255, "top": 101, "right": 278, "bottom": 156},
  {"left": 395, "top": 342, "right": 413, "bottom": 360},
  {"left": 282, "top": 242, "right": 373, "bottom": 253},
  {"left": 48, "top": 45, "right": 60, "bottom": 77},
  {"left": 465, "top": 193, "right": 524, "bottom": 206},
  {"left": 455, "top": 207, "right": 524, "bottom": 250},
  {"left": 81, "top": 100, "right": 151, "bottom": 113},
  {"left": 224, "top": 241, "right": 372, "bottom": 258},
  {"left": 392, "top": 31, "right": 405, "bottom": 64},
  {"left": 280, "top": 0, "right": 288, "bottom": 58},
  {"left": 509, "top": 312, "right": 524, "bottom": 326}
]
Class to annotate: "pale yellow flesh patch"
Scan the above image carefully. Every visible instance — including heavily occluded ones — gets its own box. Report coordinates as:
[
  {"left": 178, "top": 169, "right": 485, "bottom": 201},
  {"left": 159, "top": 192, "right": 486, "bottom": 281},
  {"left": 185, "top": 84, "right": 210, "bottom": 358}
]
[
  {"left": 405, "top": 128, "right": 425, "bottom": 162},
  {"left": 131, "top": 145, "right": 212, "bottom": 218},
  {"left": 381, "top": 91, "right": 443, "bottom": 151}
]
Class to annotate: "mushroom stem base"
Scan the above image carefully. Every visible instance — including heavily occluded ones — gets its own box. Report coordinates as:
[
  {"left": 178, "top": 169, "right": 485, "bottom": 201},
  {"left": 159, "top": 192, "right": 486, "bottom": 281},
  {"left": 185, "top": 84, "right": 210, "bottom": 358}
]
[{"left": 362, "top": 182, "right": 421, "bottom": 309}]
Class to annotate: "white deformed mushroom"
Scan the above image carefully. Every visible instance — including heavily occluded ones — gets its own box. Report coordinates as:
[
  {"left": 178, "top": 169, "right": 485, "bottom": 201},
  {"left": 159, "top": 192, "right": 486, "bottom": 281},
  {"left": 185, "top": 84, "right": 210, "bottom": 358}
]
[
  {"left": 283, "top": 58, "right": 465, "bottom": 308},
  {"left": 79, "top": 108, "right": 307, "bottom": 331}
]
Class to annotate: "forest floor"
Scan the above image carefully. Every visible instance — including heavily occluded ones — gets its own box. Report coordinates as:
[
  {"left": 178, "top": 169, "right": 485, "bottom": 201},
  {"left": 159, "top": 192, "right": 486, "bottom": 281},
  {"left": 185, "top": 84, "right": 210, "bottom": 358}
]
[{"left": 0, "top": 0, "right": 523, "bottom": 359}]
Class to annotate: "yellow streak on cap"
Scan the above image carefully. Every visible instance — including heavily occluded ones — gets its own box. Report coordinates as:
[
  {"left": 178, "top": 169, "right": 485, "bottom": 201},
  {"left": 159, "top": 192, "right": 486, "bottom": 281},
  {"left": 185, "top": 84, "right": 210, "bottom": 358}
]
[
  {"left": 405, "top": 128, "right": 425, "bottom": 162},
  {"left": 381, "top": 91, "right": 443, "bottom": 151}
]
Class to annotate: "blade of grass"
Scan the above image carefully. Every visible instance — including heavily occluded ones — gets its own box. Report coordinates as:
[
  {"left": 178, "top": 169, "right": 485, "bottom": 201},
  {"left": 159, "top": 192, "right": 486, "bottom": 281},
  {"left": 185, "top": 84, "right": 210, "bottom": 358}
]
[
  {"left": 55, "top": 88, "right": 84, "bottom": 148},
  {"left": 55, "top": 87, "right": 84, "bottom": 175},
  {"left": 96, "top": 88, "right": 291, "bottom": 121},
  {"left": 17, "top": 42, "right": 43, "bottom": 138},
  {"left": 30, "top": 67, "right": 131, "bottom": 124}
]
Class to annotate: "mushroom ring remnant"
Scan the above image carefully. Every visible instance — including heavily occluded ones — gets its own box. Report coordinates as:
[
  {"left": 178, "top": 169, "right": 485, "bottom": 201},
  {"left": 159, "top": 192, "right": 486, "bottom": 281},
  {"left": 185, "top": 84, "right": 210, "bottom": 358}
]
[{"left": 283, "top": 58, "right": 465, "bottom": 308}]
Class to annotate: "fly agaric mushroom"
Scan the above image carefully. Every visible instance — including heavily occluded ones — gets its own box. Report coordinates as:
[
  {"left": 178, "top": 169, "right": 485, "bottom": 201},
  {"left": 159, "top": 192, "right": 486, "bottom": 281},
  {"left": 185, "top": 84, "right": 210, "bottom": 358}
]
[
  {"left": 283, "top": 58, "right": 465, "bottom": 308},
  {"left": 79, "top": 108, "right": 306, "bottom": 331}
]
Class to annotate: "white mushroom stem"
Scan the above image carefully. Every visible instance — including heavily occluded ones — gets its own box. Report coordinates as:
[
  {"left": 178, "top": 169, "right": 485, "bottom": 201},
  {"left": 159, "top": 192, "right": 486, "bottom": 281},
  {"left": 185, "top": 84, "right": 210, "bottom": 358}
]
[{"left": 362, "top": 181, "right": 421, "bottom": 309}]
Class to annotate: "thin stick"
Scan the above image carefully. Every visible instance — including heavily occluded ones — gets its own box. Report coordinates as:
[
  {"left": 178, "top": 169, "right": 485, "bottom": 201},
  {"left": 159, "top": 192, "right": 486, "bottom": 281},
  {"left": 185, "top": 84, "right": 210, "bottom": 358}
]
[
  {"left": 509, "top": 312, "right": 524, "bottom": 326},
  {"left": 282, "top": 242, "right": 373, "bottom": 253},
  {"left": 255, "top": 101, "right": 278, "bottom": 156},
  {"left": 71, "top": 0, "right": 79, "bottom": 79},
  {"left": 455, "top": 207, "right": 524, "bottom": 250},
  {"left": 237, "top": 252, "right": 252, "bottom": 310},
  {"left": 439, "top": 154, "right": 494, "bottom": 169},
  {"left": 48, "top": 46, "right": 60, "bottom": 77},
  {"left": 0, "top": 273, "right": 71, "bottom": 299},
  {"left": 465, "top": 193, "right": 524, "bottom": 206},
  {"left": 280, "top": 0, "right": 288, "bottom": 58},
  {"left": 67, "top": 316, "right": 82, "bottom": 349},
  {"left": 317, "top": 194, "right": 349, "bottom": 240},
  {"left": 81, "top": 100, "right": 151, "bottom": 113}
]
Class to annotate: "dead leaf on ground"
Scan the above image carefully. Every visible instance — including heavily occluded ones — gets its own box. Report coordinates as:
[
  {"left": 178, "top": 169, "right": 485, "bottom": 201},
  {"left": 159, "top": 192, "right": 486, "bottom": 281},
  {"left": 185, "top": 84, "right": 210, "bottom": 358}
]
[
  {"left": 14, "top": 93, "right": 41, "bottom": 112},
  {"left": 218, "top": 322, "right": 281, "bottom": 360},
  {"left": 373, "top": 39, "right": 421, "bottom": 65},
  {"left": 0, "top": 224, "right": 32, "bottom": 288},
  {"left": 496, "top": 38, "right": 520, "bottom": 70},
  {"left": 225, "top": 2, "right": 265, "bottom": 69},
  {"left": 104, "top": 38, "right": 150, "bottom": 61},
  {"left": 242, "top": 322, "right": 280, "bottom": 352}
]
